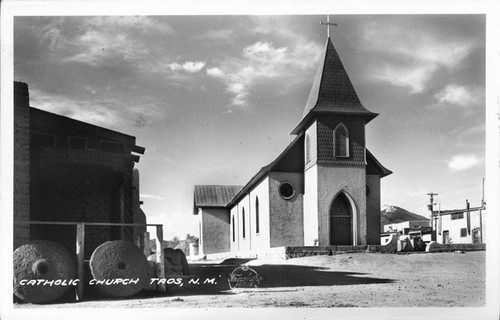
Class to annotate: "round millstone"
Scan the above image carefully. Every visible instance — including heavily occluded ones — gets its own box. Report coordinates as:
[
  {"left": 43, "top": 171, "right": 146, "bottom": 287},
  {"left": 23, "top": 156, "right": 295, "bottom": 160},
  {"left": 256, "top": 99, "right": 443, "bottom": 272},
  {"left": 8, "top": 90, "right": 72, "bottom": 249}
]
[
  {"left": 89, "top": 240, "right": 149, "bottom": 297},
  {"left": 13, "top": 240, "right": 76, "bottom": 304}
]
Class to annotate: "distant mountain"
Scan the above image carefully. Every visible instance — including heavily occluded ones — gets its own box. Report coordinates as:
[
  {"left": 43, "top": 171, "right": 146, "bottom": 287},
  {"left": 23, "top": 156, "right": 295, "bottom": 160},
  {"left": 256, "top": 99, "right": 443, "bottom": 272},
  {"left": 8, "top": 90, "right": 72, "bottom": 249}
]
[{"left": 380, "top": 205, "right": 430, "bottom": 230}]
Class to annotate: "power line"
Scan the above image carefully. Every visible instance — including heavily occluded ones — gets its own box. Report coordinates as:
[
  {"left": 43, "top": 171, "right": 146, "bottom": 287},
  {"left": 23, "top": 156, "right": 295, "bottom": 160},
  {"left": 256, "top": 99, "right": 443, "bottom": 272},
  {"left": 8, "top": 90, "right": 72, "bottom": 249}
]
[
  {"left": 391, "top": 182, "right": 482, "bottom": 210},
  {"left": 437, "top": 184, "right": 481, "bottom": 195}
]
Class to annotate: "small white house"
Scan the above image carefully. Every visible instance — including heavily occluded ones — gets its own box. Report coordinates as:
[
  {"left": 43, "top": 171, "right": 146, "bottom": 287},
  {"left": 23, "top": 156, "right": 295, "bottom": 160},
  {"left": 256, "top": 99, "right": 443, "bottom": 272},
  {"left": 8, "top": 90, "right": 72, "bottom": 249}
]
[{"left": 436, "top": 207, "right": 485, "bottom": 244}]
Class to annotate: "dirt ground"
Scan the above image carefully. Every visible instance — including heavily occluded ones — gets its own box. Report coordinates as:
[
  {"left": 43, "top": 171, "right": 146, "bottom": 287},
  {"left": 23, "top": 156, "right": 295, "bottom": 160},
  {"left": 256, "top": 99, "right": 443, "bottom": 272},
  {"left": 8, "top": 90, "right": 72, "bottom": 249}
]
[{"left": 16, "top": 251, "right": 485, "bottom": 308}]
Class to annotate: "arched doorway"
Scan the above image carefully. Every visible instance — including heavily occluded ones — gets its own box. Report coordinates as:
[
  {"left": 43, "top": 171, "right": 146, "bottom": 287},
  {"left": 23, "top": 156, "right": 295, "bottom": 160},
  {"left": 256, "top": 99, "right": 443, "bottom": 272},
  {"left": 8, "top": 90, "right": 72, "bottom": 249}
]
[{"left": 330, "top": 193, "right": 353, "bottom": 245}]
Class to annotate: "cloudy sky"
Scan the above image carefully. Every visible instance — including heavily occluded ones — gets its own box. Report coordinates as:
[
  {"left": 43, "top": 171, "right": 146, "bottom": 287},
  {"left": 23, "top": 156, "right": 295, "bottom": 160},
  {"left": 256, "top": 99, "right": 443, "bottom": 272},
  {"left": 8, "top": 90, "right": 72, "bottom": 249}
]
[{"left": 13, "top": 14, "right": 485, "bottom": 239}]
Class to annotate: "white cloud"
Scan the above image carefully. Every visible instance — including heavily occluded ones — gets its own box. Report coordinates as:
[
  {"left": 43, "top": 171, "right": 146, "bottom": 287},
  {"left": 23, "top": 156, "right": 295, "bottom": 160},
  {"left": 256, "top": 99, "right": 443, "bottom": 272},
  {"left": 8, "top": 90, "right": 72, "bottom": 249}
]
[
  {"left": 37, "top": 19, "right": 69, "bottom": 50},
  {"left": 29, "top": 88, "right": 123, "bottom": 128},
  {"left": 362, "top": 21, "right": 477, "bottom": 94},
  {"left": 58, "top": 16, "right": 173, "bottom": 67},
  {"left": 208, "top": 40, "right": 321, "bottom": 107},
  {"left": 63, "top": 30, "right": 147, "bottom": 66},
  {"left": 203, "top": 16, "right": 323, "bottom": 109},
  {"left": 371, "top": 63, "right": 437, "bottom": 94},
  {"left": 85, "top": 16, "right": 174, "bottom": 35},
  {"left": 140, "top": 194, "right": 165, "bottom": 201},
  {"left": 206, "top": 67, "right": 224, "bottom": 77},
  {"left": 167, "top": 61, "right": 206, "bottom": 73},
  {"left": 435, "top": 84, "right": 481, "bottom": 107},
  {"left": 29, "top": 87, "right": 165, "bottom": 130},
  {"left": 204, "top": 29, "right": 234, "bottom": 41},
  {"left": 448, "top": 154, "right": 481, "bottom": 172}
]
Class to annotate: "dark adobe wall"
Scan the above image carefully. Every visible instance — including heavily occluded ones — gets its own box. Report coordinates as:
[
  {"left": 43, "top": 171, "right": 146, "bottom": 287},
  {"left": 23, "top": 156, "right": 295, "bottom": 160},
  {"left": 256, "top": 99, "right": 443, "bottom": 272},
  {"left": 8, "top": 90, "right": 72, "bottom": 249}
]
[{"left": 14, "top": 81, "right": 144, "bottom": 259}]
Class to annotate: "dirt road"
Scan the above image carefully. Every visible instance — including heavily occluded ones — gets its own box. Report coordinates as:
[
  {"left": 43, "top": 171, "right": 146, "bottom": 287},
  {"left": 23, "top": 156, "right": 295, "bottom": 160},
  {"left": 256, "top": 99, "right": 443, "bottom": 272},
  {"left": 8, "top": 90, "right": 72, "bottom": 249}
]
[{"left": 16, "top": 251, "right": 485, "bottom": 308}]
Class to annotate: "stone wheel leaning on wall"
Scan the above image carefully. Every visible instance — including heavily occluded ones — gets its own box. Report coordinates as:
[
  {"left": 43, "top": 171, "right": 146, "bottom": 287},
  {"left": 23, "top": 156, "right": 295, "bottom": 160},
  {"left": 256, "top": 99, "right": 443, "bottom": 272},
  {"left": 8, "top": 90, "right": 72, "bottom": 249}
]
[
  {"left": 89, "top": 240, "right": 150, "bottom": 297},
  {"left": 13, "top": 240, "right": 76, "bottom": 304}
]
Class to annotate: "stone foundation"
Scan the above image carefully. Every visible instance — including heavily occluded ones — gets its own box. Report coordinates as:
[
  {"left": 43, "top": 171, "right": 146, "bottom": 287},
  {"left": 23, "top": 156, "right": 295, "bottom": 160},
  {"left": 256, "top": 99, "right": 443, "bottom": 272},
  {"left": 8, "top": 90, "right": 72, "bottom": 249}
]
[
  {"left": 200, "top": 235, "right": 398, "bottom": 261},
  {"left": 425, "top": 242, "right": 486, "bottom": 253}
]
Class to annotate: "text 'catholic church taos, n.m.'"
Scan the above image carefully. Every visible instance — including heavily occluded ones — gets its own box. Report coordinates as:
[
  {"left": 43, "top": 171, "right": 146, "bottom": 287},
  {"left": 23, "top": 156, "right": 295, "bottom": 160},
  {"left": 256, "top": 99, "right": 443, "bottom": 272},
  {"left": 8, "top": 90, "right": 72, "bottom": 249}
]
[{"left": 194, "top": 34, "right": 392, "bottom": 257}]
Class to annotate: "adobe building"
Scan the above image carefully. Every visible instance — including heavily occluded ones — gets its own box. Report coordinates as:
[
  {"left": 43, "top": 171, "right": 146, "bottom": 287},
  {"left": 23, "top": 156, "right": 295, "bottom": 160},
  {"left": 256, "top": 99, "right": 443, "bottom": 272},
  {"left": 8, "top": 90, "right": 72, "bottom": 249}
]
[
  {"left": 14, "top": 81, "right": 146, "bottom": 258},
  {"left": 436, "top": 206, "right": 486, "bottom": 245},
  {"left": 194, "top": 35, "right": 392, "bottom": 256},
  {"left": 193, "top": 185, "right": 242, "bottom": 255}
]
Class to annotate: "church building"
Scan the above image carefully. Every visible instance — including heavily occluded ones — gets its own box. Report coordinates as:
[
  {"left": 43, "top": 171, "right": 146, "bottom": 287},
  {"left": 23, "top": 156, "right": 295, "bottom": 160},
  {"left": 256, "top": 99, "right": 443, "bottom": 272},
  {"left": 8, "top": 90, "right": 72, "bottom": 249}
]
[{"left": 194, "top": 32, "right": 392, "bottom": 256}]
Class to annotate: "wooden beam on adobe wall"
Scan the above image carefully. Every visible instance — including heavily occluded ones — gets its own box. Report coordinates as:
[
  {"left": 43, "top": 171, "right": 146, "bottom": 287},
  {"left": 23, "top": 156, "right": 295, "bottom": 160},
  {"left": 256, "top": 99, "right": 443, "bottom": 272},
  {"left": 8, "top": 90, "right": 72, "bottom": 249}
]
[
  {"left": 156, "top": 226, "right": 166, "bottom": 293},
  {"left": 132, "top": 145, "right": 145, "bottom": 154},
  {"left": 76, "top": 223, "right": 85, "bottom": 300}
]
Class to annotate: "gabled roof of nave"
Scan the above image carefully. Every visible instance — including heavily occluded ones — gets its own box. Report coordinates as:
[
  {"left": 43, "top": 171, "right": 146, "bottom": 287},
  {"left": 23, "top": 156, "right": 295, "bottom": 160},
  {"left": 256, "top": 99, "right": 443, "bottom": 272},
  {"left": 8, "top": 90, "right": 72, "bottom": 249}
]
[
  {"left": 291, "top": 37, "right": 378, "bottom": 135},
  {"left": 194, "top": 185, "right": 243, "bottom": 209}
]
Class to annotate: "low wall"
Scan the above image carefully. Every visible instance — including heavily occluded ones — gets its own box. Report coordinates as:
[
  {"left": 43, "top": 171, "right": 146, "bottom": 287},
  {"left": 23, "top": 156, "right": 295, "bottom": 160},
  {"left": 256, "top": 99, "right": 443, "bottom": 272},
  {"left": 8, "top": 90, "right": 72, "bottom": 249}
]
[
  {"left": 426, "top": 242, "right": 486, "bottom": 253},
  {"left": 285, "top": 234, "right": 398, "bottom": 258},
  {"left": 196, "top": 247, "right": 288, "bottom": 261},
  {"left": 197, "top": 235, "right": 401, "bottom": 260}
]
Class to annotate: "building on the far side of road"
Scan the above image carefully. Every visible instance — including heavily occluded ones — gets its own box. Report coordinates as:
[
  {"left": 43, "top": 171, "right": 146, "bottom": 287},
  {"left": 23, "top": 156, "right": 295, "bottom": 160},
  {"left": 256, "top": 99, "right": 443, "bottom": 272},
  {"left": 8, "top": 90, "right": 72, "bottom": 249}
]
[
  {"left": 436, "top": 206, "right": 486, "bottom": 244},
  {"left": 14, "top": 81, "right": 147, "bottom": 258},
  {"left": 194, "top": 30, "right": 392, "bottom": 257},
  {"left": 381, "top": 220, "right": 432, "bottom": 244}
]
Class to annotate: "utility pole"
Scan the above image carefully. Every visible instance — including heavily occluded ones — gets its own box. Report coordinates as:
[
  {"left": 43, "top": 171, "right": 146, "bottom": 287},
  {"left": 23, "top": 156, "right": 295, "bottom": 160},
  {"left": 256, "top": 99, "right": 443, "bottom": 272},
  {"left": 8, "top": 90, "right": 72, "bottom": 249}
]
[
  {"left": 427, "top": 192, "right": 438, "bottom": 241},
  {"left": 437, "top": 203, "right": 441, "bottom": 238},
  {"left": 466, "top": 199, "right": 471, "bottom": 236},
  {"left": 479, "top": 177, "right": 485, "bottom": 243}
]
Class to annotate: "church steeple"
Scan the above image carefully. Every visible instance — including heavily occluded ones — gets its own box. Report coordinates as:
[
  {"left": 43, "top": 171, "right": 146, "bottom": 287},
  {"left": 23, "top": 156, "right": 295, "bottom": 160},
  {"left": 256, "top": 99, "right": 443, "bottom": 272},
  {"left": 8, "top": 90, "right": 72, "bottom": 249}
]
[{"left": 291, "top": 35, "right": 378, "bottom": 135}]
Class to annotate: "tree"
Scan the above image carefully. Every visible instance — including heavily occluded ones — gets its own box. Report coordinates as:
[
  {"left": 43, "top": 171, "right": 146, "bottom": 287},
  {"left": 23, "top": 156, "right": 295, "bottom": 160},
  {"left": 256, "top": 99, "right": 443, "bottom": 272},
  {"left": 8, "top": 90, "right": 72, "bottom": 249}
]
[{"left": 186, "top": 233, "right": 199, "bottom": 244}]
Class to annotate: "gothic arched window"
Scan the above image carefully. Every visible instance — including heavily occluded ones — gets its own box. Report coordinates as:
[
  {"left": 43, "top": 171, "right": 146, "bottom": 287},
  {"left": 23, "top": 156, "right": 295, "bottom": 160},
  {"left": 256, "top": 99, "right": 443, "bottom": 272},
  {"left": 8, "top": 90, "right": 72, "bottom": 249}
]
[
  {"left": 242, "top": 208, "right": 246, "bottom": 239},
  {"left": 334, "top": 123, "right": 349, "bottom": 157},
  {"left": 255, "top": 197, "right": 260, "bottom": 234},
  {"left": 232, "top": 215, "right": 235, "bottom": 242}
]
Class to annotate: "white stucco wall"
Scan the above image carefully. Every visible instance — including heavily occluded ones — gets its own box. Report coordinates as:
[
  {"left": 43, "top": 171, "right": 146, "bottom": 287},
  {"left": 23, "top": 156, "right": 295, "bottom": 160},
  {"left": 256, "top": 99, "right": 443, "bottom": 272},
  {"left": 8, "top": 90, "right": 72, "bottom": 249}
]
[
  {"left": 249, "top": 177, "right": 271, "bottom": 252},
  {"left": 438, "top": 210, "right": 486, "bottom": 244},
  {"left": 230, "top": 177, "right": 271, "bottom": 253},
  {"left": 317, "top": 165, "right": 366, "bottom": 246},
  {"left": 198, "top": 208, "right": 204, "bottom": 255},
  {"left": 201, "top": 208, "right": 231, "bottom": 254},
  {"left": 304, "top": 121, "right": 317, "bottom": 171},
  {"left": 268, "top": 172, "right": 304, "bottom": 247},
  {"left": 303, "top": 165, "right": 319, "bottom": 245}
]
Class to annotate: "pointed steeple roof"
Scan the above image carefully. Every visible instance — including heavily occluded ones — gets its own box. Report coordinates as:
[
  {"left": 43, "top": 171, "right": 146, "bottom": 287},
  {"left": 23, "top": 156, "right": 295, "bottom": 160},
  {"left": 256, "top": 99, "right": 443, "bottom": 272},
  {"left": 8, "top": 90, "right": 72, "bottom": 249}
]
[{"left": 291, "top": 37, "right": 377, "bottom": 135}]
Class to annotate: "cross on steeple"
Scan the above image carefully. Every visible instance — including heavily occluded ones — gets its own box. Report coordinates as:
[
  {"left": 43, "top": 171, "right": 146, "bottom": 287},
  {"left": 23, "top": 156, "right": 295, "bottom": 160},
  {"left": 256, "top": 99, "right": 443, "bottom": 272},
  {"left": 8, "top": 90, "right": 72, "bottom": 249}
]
[{"left": 320, "top": 15, "right": 337, "bottom": 38}]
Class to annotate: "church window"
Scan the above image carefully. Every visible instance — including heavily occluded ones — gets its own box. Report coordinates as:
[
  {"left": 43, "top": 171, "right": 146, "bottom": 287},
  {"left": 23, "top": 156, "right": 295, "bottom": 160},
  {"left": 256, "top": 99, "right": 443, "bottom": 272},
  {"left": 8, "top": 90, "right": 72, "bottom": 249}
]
[
  {"left": 279, "top": 182, "right": 295, "bottom": 200},
  {"left": 242, "top": 208, "right": 246, "bottom": 239},
  {"left": 460, "top": 228, "right": 467, "bottom": 237},
  {"left": 334, "top": 123, "right": 349, "bottom": 157},
  {"left": 305, "top": 133, "right": 311, "bottom": 163},
  {"left": 232, "top": 216, "right": 235, "bottom": 242},
  {"left": 255, "top": 197, "right": 260, "bottom": 234},
  {"left": 451, "top": 212, "right": 464, "bottom": 220}
]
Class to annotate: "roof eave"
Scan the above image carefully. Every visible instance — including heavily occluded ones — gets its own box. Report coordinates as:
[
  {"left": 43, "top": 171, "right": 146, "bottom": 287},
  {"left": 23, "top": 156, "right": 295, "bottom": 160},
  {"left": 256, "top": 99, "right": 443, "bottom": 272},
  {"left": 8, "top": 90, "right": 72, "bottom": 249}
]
[
  {"left": 290, "top": 110, "right": 379, "bottom": 136},
  {"left": 366, "top": 149, "right": 392, "bottom": 178},
  {"left": 439, "top": 206, "right": 485, "bottom": 215},
  {"left": 30, "top": 107, "right": 137, "bottom": 140}
]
